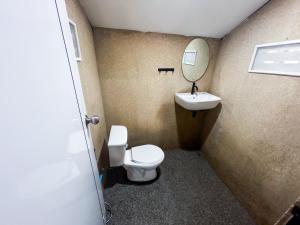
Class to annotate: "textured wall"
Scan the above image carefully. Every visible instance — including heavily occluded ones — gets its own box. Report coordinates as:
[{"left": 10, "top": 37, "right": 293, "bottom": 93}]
[
  {"left": 94, "top": 28, "right": 220, "bottom": 149},
  {"left": 65, "top": 0, "right": 107, "bottom": 160},
  {"left": 201, "top": 0, "right": 300, "bottom": 224}
]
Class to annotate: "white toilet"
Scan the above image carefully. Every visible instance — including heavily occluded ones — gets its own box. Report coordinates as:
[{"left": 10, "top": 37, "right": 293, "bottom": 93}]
[{"left": 108, "top": 125, "right": 165, "bottom": 182}]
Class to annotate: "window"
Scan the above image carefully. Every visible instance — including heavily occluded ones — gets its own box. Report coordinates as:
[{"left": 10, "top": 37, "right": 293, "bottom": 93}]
[
  {"left": 249, "top": 40, "right": 300, "bottom": 77},
  {"left": 69, "top": 20, "right": 81, "bottom": 61},
  {"left": 182, "top": 50, "right": 197, "bottom": 66}
]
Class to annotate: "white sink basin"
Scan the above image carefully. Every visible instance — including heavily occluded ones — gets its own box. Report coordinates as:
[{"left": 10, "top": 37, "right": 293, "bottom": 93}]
[{"left": 175, "top": 92, "right": 221, "bottom": 111}]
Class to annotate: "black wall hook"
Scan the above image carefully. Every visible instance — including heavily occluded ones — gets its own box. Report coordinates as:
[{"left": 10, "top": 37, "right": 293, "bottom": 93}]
[{"left": 158, "top": 68, "right": 174, "bottom": 73}]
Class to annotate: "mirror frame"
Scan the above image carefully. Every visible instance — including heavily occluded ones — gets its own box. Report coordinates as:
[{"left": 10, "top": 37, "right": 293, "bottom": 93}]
[{"left": 181, "top": 38, "right": 210, "bottom": 82}]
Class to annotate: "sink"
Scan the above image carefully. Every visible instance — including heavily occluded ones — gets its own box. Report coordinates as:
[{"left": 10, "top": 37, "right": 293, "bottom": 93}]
[{"left": 175, "top": 92, "right": 221, "bottom": 111}]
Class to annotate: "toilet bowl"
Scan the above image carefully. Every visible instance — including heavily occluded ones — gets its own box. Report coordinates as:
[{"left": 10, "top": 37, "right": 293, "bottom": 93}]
[{"left": 108, "top": 125, "right": 165, "bottom": 182}]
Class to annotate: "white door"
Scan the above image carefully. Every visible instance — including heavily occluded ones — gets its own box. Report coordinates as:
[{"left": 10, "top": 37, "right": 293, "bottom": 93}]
[{"left": 0, "top": 0, "right": 105, "bottom": 225}]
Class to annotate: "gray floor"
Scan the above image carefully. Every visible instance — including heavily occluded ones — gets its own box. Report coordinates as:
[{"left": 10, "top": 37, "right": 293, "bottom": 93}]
[{"left": 104, "top": 150, "right": 255, "bottom": 225}]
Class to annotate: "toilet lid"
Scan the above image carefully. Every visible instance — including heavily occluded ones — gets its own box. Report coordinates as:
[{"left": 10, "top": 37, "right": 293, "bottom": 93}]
[{"left": 131, "top": 145, "right": 164, "bottom": 164}]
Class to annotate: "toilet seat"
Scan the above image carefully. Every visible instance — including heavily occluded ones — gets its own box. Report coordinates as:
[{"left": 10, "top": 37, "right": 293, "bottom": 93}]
[
  {"left": 131, "top": 145, "right": 164, "bottom": 164},
  {"left": 124, "top": 144, "right": 164, "bottom": 168}
]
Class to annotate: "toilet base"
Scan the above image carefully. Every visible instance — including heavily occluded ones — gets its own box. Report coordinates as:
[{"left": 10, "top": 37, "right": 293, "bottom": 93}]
[{"left": 125, "top": 166, "right": 157, "bottom": 182}]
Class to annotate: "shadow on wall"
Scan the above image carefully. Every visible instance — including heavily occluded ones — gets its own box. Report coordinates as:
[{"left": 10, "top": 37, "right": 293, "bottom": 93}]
[
  {"left": 200, "top": 103, "right": 222, "bottom": 148},
  {"left": 175, "top": 104, "right": 205, "bottom": 150},
  {"left": 175, "top": 103, "right": 222, "bottom": 150},
  {"left": 98, "top": 140, "right": 110, "bottom": 188}
]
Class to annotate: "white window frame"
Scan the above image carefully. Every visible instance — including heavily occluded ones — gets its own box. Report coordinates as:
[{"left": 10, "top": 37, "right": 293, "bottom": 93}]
[
  {"left": 182, "top": 50, "right": 197, "bottom": 66},
  {"left": 69, "top": 19, "right": 82, "bottom": 61},
  {"left": 248, "top": 39, "right": 300, "bottom": 77}
]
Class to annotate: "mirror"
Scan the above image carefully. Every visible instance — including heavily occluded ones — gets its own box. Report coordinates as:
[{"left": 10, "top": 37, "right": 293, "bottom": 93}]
[{"left": 181, "top": 38, "right": 209, "bottom": 82}]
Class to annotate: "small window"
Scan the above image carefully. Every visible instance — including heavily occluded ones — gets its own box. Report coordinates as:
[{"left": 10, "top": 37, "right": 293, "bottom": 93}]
[
  {"left": 249, "top": 40, "right": 300, "bottom": 77},
  {"left": 182, "top": 50, "right": 197, "bottom": 66},
  {"left": 69, "top": 20, "right": 81, "bottom": 61}
]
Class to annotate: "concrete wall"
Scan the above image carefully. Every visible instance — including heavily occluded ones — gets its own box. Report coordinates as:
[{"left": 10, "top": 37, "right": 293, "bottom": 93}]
[
  {"left": 93, "top": 28, "right": 220, "bottom": 149},
  {"left": 201, "top": 0, "right": 300, "bottom": 224},
  {"left": 65, "top": 0, "right": 107, "bottom": 160}
]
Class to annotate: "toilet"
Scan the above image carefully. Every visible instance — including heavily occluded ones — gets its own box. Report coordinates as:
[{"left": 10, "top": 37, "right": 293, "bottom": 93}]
[{"left": 108, "top": 125, "right": 165, "bottom": 182}]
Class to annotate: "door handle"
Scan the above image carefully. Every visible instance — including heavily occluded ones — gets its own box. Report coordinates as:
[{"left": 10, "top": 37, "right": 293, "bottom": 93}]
[{"left": 85, "top": 115, "right": 100, "bottom": 126}]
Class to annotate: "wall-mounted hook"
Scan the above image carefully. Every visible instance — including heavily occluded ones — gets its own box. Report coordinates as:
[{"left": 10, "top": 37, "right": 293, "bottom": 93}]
[{"left": 158, "top": 68, "right": 175, "bottom": 73}]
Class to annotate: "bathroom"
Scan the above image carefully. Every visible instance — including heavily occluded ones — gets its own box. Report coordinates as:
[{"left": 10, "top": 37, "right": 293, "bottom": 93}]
[{"left": 1, "top": 0, "right": 300, "bottom": 225}]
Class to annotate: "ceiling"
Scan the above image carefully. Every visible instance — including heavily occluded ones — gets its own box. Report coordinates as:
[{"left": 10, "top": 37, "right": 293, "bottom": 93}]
[{"left": 78, "top": 0, "right": 269, "bottom": 38}]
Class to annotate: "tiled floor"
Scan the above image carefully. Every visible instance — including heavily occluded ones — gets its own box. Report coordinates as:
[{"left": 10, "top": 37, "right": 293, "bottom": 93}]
[{"left": 104, "top": 150, "right": 255, "bottom": 225}]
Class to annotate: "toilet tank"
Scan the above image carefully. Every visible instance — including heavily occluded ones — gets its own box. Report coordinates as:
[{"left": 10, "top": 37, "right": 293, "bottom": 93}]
[{"left": 108, "top": 125, "right": 128, "bottom": 167}]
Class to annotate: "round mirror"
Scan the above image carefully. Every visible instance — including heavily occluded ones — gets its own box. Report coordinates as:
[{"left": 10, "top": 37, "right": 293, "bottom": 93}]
[{"left": 181, "top": 38, "right": 209, "bottom": 82}]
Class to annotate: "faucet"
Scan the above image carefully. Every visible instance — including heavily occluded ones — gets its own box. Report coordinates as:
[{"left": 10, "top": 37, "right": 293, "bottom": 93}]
[{"left": 191, "top": 82, "right": 198, "bottom": 95}]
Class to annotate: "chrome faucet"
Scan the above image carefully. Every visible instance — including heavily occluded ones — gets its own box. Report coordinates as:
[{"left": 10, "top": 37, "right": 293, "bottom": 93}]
[{"left": 191, "top": 82, "right": 198, "bottom": 95}]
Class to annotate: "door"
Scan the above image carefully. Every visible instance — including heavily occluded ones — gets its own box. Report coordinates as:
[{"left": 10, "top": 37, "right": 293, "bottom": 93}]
[{"left": 0, "top": 0, "right": 105, "bottom": 225}]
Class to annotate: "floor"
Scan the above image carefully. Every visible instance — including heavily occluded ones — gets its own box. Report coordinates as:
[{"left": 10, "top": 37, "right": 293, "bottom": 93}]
[{"left": 104, "top": 150, "right": 255, "bottom": 225}]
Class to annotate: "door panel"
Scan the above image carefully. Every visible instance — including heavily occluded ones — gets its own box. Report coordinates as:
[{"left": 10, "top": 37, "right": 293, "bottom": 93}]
[
  {"left": 55, "top": 0, "right": 107, "bottom": 219},
  {"left": 0, "top": 1, "right": 104, "bottom": 225}
]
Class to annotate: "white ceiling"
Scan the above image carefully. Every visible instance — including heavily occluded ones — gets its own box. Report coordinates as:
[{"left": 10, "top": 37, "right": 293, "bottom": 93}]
[{"left": 78, "top": 0, "right": 269, "bottom": 38}]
